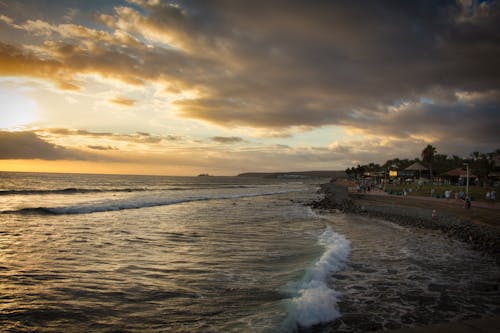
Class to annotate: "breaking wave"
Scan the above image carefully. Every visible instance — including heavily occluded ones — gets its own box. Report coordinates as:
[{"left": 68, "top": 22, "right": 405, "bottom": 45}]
[
  {"left": 281, "top": 227, "right": 351, "bottom": 331},
  {"left": 0, "top": 188, "right": 147, "bottom": 195},
  {"left": 1, "top": 189, "right": 300, "bottom": 215},
  {"left": 0, "top": 185, "right": 254, "bottom": 196}
]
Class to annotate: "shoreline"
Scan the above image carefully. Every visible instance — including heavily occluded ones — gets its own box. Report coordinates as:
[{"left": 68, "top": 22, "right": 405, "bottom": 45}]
[
  {"left": 305, "top": 180, "right": 500, "bottom": 333},
  {"left": 309, "top": 181, "right": 500, "bottom": 262}
]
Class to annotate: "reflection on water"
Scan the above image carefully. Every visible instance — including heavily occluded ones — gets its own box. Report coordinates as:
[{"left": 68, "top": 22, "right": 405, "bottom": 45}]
[
  {"left": 1, "top": 172, "right": 499, "bottom": 333},
  {"left": 0, "top": 180, "right": 328, "bottom": 333}
]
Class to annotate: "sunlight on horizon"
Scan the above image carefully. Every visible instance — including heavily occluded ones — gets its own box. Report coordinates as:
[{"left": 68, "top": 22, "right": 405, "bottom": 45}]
[{"left": 0, "top": 89, "right": 38, "bottom": 130}]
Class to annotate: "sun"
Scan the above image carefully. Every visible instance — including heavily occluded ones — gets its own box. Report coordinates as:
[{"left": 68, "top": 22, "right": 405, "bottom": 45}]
[{"left": 0, "top": 89, "right": 38, "bottom": 130}]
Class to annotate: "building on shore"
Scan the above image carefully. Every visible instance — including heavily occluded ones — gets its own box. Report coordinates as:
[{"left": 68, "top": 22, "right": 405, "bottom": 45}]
[
  {"left": 440, "top": 168, "right": 477, "bottom": 185},
  {"left": 388, "top": 162, "right": 428, "bottom": 183}
]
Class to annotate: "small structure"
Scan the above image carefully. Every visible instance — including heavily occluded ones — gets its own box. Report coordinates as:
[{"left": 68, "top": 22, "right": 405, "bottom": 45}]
[
  {"left": 402, "top": 162, "right": 428, "bottom": 179},
  {"left": 441, "top": 168, "right": 476, "bottom": 185}
]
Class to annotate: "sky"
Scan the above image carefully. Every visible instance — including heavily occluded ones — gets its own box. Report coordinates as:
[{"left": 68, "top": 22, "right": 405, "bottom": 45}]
[{"left": 0, "top": 0, "right": 499, "bottom": 176}]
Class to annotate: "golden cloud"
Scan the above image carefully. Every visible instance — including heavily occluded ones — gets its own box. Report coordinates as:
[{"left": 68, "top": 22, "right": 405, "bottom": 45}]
[
  {"left": 109, "top": 97, "right": 136, "bottom": 107},
  {"left": 0, "top": 42, "right": 75, "bottom": 89},
  {"left": 0, "top": 1, "right": 499, "bottom": 156}
]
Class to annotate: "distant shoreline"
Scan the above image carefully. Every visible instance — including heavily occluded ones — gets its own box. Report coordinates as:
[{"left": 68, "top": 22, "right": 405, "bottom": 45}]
[{"left": 237, "top": 170, "right": 346, "bottom": 178}]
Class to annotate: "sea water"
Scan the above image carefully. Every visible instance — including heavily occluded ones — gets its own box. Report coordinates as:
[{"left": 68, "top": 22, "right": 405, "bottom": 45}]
[
  {"left": 0, "top": 172, "right": 498, "bottom": 333},
  {"left": 0, "top": 172, "right": 347, "bottom": 333}
]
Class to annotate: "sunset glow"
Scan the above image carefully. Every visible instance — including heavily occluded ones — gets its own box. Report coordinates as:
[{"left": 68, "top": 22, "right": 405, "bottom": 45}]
[
  {"left": 1, "top": 0, "right": 499, "bottom": 175},
  {"left": 0, "top": 88, "right": 38, "bottom": 129}
]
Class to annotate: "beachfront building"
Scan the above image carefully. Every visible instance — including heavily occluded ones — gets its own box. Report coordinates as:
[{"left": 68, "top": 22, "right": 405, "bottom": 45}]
[
  {"left": 440, "top": 168, "right": 477, "bottom": 185},
  {"left": 403, "top": 162, "right": 428, "bottom": 179},
  {"left": 388, "top": 162, "right": 428, "bottom": 183}
]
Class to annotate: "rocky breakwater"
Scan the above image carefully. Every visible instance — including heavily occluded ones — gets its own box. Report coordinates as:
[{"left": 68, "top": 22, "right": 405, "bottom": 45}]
[
  {"left": 310, "top": 180, "right": 356, "bottom": 211},
  {"left": 310, "top": 181, "right": 500, "bottom": 262}
]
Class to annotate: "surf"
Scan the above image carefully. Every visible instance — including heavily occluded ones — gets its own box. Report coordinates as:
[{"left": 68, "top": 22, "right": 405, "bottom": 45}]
[
  {"left": 280, "top": 226, "right": 351, "bottom": 331},
  {"left": 1, "top": 189, "right": 304, "bottom": 215}
]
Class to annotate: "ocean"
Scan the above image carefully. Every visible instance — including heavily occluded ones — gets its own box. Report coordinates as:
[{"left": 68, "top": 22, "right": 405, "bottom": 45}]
[{"left": 0, "top": 172, "right": 498, "bottom": 333}]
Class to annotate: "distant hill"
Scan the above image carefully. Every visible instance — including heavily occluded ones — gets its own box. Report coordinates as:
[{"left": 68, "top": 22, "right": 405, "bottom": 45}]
[{"left": 237, "top": 170, "right": 347, "bottom": 178}]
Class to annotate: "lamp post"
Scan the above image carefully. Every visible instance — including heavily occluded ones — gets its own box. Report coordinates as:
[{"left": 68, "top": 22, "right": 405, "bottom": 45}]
[{"left": 463, "top": 163, "right": 469, "bottom": 199}]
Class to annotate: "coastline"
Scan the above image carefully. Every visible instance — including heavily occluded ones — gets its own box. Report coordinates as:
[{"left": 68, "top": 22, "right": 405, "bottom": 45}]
[
  {"left": 305, "top": 180, "right": 500, "bottom": 333},
  {"left": 310, "top": 180, "right": 500, "bottom": 262}
]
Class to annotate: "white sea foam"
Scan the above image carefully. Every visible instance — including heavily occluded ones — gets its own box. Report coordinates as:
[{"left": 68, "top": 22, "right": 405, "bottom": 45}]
[
  {"left": 282, "top": 227, "right": 351, "bottom": 330},
  {"left": 4, "top": 188, "right": 305, "bottom": 215}
]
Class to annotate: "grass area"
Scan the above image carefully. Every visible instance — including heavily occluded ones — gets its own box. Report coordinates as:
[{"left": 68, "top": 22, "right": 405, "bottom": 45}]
[{"left": 384, "top": 183, "right": 497, "bottom": 202}]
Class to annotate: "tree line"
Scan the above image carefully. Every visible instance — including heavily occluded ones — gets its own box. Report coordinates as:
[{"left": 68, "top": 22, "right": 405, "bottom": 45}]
[{"left": 345, "top": 145, "right": 500, "bottom": 186}]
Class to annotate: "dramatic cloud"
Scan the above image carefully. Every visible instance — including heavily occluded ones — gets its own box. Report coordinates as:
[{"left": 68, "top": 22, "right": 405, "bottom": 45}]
[
  {"left": 40, "top": 128, "right": 179, "bottom": 144},
  {"left": 0, "top": 0, "right": 498, "bottom": 171},
  {"left": 0, "top": 131, "right": 96, "bottom": 160},
  {"left": 0, "top": 129, "right": 460, "bottom": 175}
]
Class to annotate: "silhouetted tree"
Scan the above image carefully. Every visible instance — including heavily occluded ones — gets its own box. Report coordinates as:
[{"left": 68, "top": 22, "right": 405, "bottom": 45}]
[
  {"left": 421, "top": 145, "right": 437, "bottom": 180},
  {"left": 432, "top": 154, "right": 453, "bottom": 175},
  {"left": 470, "top": 152, "right": 494, "bottom": 186}
]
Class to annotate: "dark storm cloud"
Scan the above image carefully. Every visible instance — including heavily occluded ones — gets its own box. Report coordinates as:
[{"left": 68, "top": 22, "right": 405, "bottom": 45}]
[
  {"left": 1, "top": 0, "right": 499, "bottom": 152},
  {"left": 132, "top": 0, "right": 500, "bottom": 143},
  {"left": 387, "top": 101, "right": 499, "bottom": 143},
  {"left": 0, "top": 131, "right": 97, "bottom": 160}
]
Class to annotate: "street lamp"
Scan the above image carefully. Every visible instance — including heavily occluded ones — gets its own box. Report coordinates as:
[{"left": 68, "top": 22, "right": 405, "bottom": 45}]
[{"left": 463, "top": 163, "right": 469, "bottom": 199}]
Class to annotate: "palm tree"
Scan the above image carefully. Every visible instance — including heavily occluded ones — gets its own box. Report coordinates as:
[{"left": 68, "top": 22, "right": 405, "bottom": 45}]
[
  {"left": 471, "top": 152, "right": 494, "bottom": 186},
  {"left": 421, "top": 145, "right": 437, "bottom": 181}
]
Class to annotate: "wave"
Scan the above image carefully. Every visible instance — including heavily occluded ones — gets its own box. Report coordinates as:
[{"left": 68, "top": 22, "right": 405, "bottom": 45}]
[
  {"left": 0, "top": 188, "right": 147, "bottom": 195},
  {"left": 282, "top": 227, "right": 351, "bottom": 330},
  {"left": 0, "top": 185, "right": 254, "bottom": 196},
  {"left": 1, "top": 189, "right": 301, "bottom": 215}
]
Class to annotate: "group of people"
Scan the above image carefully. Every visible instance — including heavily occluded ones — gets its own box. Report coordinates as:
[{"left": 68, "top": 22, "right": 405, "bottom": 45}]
[
  {"left": 486, "top": 191, "right": 497, "bottom": 202},
  {"left": 355, "top": 180, "right": 382, "bottom": 193},
  {"left": 430, "top": 188, "right": 457, "bottom": 199},
  {"left": 430, "top": 188, "right": 472, "bottom": 208}
]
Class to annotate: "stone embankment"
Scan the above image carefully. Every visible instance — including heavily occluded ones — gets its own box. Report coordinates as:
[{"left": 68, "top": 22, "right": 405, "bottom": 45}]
[{"left": 310, "top": 181, "right": 500, "bottom": 261}]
